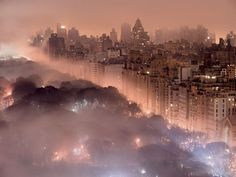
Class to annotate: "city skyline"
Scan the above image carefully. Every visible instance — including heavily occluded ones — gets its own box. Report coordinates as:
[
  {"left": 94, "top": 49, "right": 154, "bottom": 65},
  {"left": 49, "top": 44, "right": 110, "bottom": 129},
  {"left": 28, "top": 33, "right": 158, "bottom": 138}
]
[
  {"left": 0, "top": 0, "right": 236, "bottom": 176},
  {"left": 1, "top": 0, "right": 236, "bottom": 43}
]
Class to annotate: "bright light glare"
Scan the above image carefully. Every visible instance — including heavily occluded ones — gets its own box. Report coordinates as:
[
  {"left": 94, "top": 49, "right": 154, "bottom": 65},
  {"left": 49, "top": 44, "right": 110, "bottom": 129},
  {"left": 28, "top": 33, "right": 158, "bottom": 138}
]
[{"left": 140, "top": 168, "right": 146, "bottom": 174}]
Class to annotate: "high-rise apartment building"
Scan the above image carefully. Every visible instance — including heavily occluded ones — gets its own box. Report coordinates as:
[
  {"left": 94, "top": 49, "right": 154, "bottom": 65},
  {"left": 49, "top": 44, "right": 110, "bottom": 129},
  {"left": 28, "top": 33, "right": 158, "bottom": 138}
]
[
  {"left": 110, "top": 28, "right": 118, "bottom": 45},
  {"left": 120, "top": 23, "right": 132, "bottom": 43}
]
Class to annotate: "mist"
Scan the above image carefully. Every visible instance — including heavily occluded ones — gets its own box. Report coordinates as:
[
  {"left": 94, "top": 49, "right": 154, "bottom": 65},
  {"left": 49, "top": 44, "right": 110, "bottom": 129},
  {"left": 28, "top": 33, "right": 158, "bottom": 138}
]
[
  {"left": 1, "top": 0, "right": 236, "bottom": 45},
  {"left": 0, "top": 57, "right": 233, "bottom": 177},
  {"left": 0, "top": 1, "right": 236, "bottom": 176}
]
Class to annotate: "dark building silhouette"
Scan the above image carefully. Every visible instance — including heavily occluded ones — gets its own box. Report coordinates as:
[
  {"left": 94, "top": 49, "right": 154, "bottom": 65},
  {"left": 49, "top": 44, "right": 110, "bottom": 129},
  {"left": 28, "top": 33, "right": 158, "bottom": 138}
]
[
  {"left": 100, "top": 34, "right": 113, "bottom": 52},
  {"left": 68, "top": 27, "right": 79, "bottom": 45},
  {"left": 48, "top": 33, "right": 65, "bottom": 57}
]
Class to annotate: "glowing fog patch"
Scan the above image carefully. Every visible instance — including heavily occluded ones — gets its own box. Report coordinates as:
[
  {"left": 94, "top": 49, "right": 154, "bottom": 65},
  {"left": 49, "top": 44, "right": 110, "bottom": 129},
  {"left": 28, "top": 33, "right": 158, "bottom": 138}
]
[
  {"left": 52, "top": 150, "right": 68, "bottom": 162},
  {"left": 71, "top": 100, "right": 89, "bottom": 113},
  {"left": 4, "top": 87, "right": 13, "bottom": 97},
  {"left": 140, "top": 168, "right": 146, "bottom": 174},
  {"left": 0, "top": 44, "right": 20, "bottom": 58},
  {"left": 51, "top": 143, "right": 91, "bottom": 164},
  {"left": 188, "top": 143, "right": 233, "bottom": 177},
  {"left": 72, "top": 144, "right": 91, "bottom": 160},
  {"left": 134, "top": 137, "right": 143, "bottom": 149},
  {"left": 70, "top": 99, "right": 101, "bottom": 113}
]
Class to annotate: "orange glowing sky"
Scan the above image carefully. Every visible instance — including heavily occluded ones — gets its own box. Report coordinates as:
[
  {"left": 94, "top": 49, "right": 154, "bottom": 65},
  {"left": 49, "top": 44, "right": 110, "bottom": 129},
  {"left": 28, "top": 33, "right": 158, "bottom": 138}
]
[{"left": 0, "top": 0, "right": 236, "bottom": 42}]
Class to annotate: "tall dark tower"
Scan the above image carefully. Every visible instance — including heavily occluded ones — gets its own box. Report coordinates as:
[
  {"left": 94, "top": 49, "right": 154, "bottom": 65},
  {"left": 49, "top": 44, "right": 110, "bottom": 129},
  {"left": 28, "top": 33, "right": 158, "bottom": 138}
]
[
  {"left": 132, "top": 18, "right": 150, "bottom": 49},
  {"left": 68, "top": 27, "right": 79, "bottom": 45}
]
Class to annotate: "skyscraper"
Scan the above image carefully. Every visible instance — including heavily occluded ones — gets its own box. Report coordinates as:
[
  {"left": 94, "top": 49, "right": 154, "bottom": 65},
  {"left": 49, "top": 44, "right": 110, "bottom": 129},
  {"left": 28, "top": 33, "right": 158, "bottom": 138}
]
[
  {"left": 48, "top": 33, "right": 65, "bottom": 57},
  {"left": 132, "top": 18, "right": 150, "bottom": 48},
  {"left": 120, "top": 23, "right": 131, "bottom": 43},
  {"left": 110, "top": 28, "right": 118, "bottom": 44},
  {"left": 56, "top": 23, "right": 67, "bottom": 43},
  {"left": 227, "top": 31, "right": 236, "bottom": 47},
  {"left": 68, "top": 27, "right": 79, "bottom": 45}
]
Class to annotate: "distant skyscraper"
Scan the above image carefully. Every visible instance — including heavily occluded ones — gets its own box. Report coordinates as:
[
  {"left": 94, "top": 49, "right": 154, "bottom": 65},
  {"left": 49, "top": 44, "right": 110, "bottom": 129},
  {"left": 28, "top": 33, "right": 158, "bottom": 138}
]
[
  {"left": 68, "top": 27, "right": 79, "bottom": 45},
  {"left": 110, "top": 28, "right": 118, "bottom": 44},
  {"left": 56, "top": 23, "right": 67, "bottom": 43},
  {"left": 227, "top": 31, "right": 236, "bottom": 47},
  {"left": 132, "top": 18, "right": 150, "bottom": 48},
  {"left": 44, "top": 27, "right": 54, "bottom": 40},
  {"left": 48, "top": 33, "right": 65, "bottom": 57},
  {"left": 120, "top": 23, "right": 131, "bottom": 43}
]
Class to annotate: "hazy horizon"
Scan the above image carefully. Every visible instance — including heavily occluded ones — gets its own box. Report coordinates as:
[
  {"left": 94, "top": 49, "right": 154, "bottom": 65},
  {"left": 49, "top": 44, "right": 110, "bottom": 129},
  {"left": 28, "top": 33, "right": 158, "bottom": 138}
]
[{"left": 1, "top": 0, "right": 236, "bottom": 44}]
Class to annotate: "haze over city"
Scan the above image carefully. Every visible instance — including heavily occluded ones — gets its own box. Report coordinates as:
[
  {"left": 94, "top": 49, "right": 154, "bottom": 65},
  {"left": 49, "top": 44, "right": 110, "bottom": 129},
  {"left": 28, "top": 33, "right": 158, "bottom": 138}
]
[
  {"left": 0, "top": 0, "right": 236, "bottom": 177},
  {"left": 1, "top": 0, "right": 236, "bottom": 43}
]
